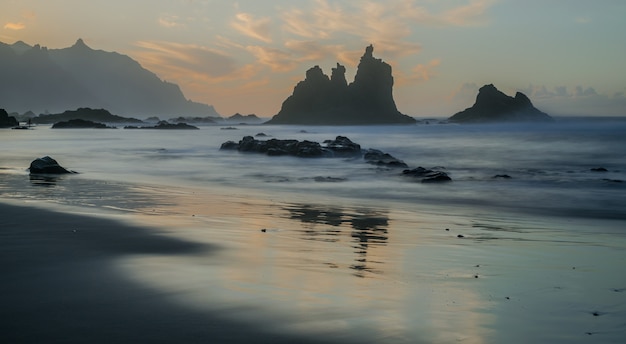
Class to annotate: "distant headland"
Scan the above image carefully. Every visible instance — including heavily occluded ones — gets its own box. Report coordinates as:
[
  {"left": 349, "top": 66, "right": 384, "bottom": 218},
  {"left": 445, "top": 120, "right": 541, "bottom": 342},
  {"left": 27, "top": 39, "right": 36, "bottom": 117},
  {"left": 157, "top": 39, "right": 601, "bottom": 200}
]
[
  {"left": 0, "top": 39, "right": 219, "bottom": 118},
  {"left": 266, "top": 45, "right": 416, "bottom": 125},
  {"left": 448, "top": 84, "right": 553, "bottom": 124}
]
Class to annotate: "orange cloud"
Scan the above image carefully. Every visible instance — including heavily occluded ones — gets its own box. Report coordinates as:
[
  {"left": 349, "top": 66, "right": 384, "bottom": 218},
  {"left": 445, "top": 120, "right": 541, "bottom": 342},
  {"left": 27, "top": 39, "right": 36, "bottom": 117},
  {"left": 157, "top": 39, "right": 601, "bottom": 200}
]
[
  {"left": 245, "top": 45, "right": 297, "bottom": 72},
  {"left": 4, "top": 22, "right": 25, "bottom": 30},
  {"left": 158, "top": 15, "right": 184, "bottom": 28},
  {"left": 231, "top": 13, "right": 272, "bottom": 43},
  {"left": 441, "top": 0, "right": 496, "bottom": 27}
]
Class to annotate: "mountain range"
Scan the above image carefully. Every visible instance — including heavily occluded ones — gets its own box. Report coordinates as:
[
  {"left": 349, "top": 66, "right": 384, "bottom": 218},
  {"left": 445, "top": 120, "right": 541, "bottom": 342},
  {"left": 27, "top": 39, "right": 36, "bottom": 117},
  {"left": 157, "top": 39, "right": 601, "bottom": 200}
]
[{"left": 0, "top": 39, "right": 219, "bottom": 118}]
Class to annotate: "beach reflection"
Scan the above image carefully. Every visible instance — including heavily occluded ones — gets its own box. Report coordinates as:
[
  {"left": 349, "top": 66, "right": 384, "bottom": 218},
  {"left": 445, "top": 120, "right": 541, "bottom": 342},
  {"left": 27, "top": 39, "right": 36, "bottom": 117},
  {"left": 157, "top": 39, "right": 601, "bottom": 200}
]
[
  {"left": 283, "top": 204, "right": 389, "bottom": 277},
  {"left": 112, "top": 189, "right": 499, "bottom": 343},
  {"left": 29, "top": 174, "right": 63, "bottom": 187}
]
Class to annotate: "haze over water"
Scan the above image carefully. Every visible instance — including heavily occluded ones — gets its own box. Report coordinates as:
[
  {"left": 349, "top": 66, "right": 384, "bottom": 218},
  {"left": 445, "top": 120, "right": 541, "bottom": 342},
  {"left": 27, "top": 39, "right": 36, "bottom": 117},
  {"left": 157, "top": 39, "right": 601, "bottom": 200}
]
[{"left": 1, "top": 119, "right": 625, "bottom": 343}]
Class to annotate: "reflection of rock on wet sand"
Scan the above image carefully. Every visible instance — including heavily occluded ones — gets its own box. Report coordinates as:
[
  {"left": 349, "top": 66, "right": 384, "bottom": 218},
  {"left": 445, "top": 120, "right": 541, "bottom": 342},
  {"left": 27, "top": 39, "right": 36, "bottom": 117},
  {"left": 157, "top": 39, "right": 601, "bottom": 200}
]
[{"left": 282, "top": 204, "right": 389, "bottom": 277}]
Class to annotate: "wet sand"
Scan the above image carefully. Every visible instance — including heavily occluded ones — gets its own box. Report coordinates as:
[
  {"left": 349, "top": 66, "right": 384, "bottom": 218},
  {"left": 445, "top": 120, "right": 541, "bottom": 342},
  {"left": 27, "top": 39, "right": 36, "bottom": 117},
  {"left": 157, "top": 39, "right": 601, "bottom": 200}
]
[
  {"left": 0, "top": 201, "right": 353, "bottom": 344},
  {"left": 2, "top": 191, "right": 626, "bottom": 343}
]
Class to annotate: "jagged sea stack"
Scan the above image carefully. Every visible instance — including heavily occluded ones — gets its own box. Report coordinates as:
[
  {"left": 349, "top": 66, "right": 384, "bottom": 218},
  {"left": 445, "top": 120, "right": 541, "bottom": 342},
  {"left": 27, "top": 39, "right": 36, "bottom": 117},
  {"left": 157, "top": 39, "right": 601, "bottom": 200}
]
[
  {"left": 448, "top": 84, "right": 553, "bottom": 123},
  {"left": 266, "top": 45, "right": 416, "bottom": 125}
]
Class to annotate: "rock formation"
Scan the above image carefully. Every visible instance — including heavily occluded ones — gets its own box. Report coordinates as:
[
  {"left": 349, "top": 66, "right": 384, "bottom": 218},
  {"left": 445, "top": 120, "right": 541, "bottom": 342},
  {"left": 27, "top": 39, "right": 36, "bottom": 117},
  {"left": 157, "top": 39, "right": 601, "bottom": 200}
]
[
  {"left": 220, "top": 135, "right": 451, "bottom": 183},
  {"left": 448, "top": 84, "right": 553, "bottom": 123},
  {"left": 266, "top": 45, "right": 416, "bottom": 125},
  {"left": 0, "top": 108, "right": 19, "bottom": 127}
]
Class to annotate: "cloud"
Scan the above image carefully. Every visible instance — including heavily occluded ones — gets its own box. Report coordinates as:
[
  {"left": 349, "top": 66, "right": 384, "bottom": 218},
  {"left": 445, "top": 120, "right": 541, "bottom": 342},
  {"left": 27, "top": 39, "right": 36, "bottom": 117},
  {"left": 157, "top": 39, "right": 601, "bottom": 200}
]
[
  {"left": 245, "top": 45, "right": 297, "bottom": 72},
  {"left": 411, "top": 59, "right": 441, "bottom": 82},
  {"left": 3, "top": 22, "right": 26, "bottom": 30},
  {"left": 133, "top": 41, "right": 242, "bottom": 80},
  {"left": 518, "top": 84, "right": 626, "bottom": 116},
  {"left": 231, "top": 12, "right": 272, "bottom": 43},
  {"left": 281, "top": 0, "right": 418, "bottom": 52},
  {"left": 158, "top": 15, "right": 184, "bottom": 28},
  {"left": 440, "top": 0, "right": 497, "bottom": 27}
]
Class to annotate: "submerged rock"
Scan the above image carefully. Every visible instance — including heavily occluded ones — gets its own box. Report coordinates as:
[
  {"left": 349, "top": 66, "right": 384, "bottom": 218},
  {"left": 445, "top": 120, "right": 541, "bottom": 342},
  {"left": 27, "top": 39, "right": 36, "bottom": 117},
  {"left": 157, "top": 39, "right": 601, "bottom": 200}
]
[
  {"left": 124, "top": 121, "right": 199, "bottom": 130},
  {"left": 29, "top": 156, "right": 75, "bottom": 174},
  {"left": 363, "top": 149, "right": 408, "bottom": 168},
  {"left": 402, "top": 167, "right": 451, "bottom": 183}
]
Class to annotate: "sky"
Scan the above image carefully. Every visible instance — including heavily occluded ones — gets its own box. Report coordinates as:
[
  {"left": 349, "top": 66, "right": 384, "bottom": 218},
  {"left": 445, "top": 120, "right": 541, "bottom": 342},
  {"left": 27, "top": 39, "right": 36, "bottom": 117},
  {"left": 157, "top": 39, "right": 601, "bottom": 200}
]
[{"left": 1, "top": 0, "right": 625, "bottom": 118}]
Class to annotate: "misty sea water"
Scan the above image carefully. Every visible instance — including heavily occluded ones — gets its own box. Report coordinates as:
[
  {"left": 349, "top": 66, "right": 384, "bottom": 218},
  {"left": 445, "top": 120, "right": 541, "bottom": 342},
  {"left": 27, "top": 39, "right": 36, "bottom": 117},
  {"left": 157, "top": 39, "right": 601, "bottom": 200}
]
[
  {"left": 2, "top": 118, "right": 625, "bottom": 219},
  {"left": 2, "top": 118, "right": 626, "bottom": 343}
]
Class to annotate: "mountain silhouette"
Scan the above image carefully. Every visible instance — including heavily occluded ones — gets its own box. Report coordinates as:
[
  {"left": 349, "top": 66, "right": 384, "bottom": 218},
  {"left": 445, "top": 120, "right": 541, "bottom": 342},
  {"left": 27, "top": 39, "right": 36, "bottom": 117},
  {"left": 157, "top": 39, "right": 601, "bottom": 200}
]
[{"left": 0, "top": 39, "right": 219, "bottom": 118}]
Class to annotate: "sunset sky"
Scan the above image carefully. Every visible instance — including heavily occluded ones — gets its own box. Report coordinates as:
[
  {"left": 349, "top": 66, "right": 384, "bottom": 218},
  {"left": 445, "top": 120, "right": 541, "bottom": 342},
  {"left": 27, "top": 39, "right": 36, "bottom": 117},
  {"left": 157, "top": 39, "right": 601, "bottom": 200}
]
[{"left": 1, "top": 0, "right": 625, "bottom": 118}]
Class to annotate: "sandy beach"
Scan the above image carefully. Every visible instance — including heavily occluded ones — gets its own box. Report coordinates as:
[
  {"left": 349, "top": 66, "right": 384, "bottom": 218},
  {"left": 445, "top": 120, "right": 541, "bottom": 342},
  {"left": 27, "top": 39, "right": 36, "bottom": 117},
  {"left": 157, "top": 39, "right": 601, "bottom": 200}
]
[
  {"left": 2, "top": 191, "right": 625, "bottom": 343},
  {"left": 0, "top": 200, "right": 356, "bottom": 344}
]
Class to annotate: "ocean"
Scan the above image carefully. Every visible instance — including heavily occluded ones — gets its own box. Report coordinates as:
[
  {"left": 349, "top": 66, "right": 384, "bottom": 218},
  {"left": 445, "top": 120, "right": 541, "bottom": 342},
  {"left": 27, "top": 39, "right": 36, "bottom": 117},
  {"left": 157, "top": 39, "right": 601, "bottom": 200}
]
[{"left": 2, "top": 118, "right": 626, "bottom": 343}]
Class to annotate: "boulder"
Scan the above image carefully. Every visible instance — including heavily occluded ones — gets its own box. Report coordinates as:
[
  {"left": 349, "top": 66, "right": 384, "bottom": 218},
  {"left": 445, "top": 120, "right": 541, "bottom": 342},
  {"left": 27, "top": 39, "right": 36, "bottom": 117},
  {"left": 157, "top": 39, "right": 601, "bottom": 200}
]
[
  {"left": 448, "top": 84, "right": 553, "bottom": 123},
  {"left": 29, "top": 156, "right": 75, "bottom": 174}
]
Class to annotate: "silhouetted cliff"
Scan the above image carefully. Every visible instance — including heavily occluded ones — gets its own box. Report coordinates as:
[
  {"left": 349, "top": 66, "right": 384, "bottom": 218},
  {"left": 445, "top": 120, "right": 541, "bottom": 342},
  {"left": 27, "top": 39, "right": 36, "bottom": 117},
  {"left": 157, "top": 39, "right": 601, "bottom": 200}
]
[
  {"left": 266, "top": 45, "right": 415, "bottom": 125},
  {"left": 449, "top": 84, "right": 553, "bottom": 123},
  {"left": 0, "top": 39, "right": 220, "bottom": 118},
  {"left": 0, "top": 108, "right": 19, "bottom": 127}
]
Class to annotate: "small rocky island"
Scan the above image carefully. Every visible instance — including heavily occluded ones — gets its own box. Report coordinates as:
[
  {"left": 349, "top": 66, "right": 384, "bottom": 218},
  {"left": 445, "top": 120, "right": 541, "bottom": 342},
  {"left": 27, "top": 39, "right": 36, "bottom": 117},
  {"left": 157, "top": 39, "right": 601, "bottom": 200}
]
[
  {"left": 448, "top": 84, "right": 553, "bottom": 123},
  {"left": 32, "top": 108, "right": 143, "bottom": 125},
  {"left": 265, "top": 45, "right": 416, "bottom": 125},
  {"left": 52, "top": 119, "right": 115, "bottom": 129}
]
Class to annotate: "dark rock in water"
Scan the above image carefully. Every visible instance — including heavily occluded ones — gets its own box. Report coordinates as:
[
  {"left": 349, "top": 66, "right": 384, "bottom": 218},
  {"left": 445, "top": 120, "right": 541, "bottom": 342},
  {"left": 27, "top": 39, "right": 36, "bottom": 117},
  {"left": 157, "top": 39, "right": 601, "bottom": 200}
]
[
  {"left": 0, "top": 108, "right": 19, "bottom": 128},
  {"left": 52, "top": 119, "right": 115, "bottom": 129},
  {"left": 602, "top": 178, "right": 623, "bottom": 183},
  {"left": 29, "top": 156, "right": 75, "bottom": 174},
  {"left": 220, "top": 140, "right": 239, "bottom": 150},
  {"left": 220, "top": 126, "right": 238, "bottom": 130},
  {"left": 265, "top": 45, "right": 416, "bottom": 125},
  {"left": 591, "top": 167, "right": 608, "bottom": 172},
  {"left": 255, "top": 132, "right": 268, "bottom": 137},
  {"left": 363, "top": 149, "right": 408, "bottom": 168},
  {"left": 403, "top": 167, "right": 452, "bottom": 183},
  {"left": 322, "top": 136, "right": 362, "bottom": 157},
  {"left": 448, "top": 84, "right": 553, "bottom": 124},
  {"left": 312, "top": 176, "right": 347, "bottom": 182},
  {"left": 493, "top": 174, "right": 512, "bottom": 179},
  {"left": 124, "top": 121, "right": 198, "bottom": 130},
  {"left": 222, "top": 135, "right": 362, "bottom": 158}
]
